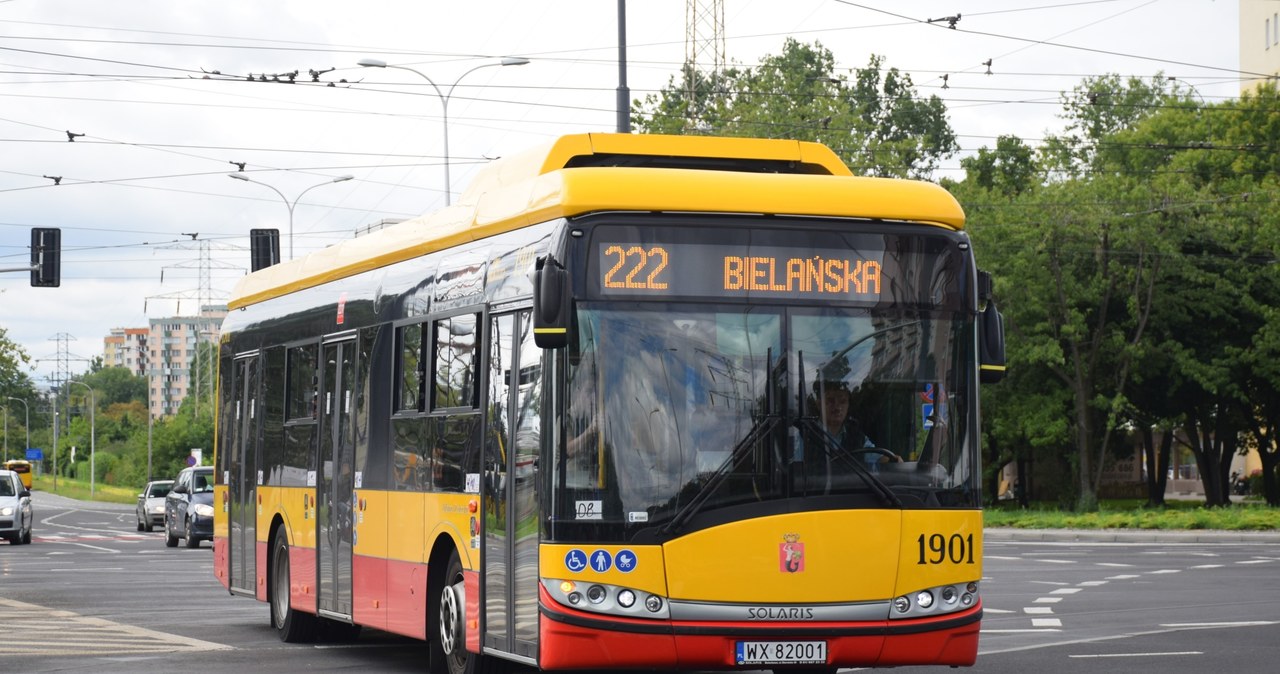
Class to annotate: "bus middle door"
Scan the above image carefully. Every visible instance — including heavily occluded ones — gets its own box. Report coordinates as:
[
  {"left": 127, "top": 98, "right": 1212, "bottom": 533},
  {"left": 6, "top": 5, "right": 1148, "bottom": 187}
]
[
  {"left": 226, "top": 353, "right": 261, "bottom": 597},
  {"left": 317, "top": 337, "right": 357, "bottom": 620}
]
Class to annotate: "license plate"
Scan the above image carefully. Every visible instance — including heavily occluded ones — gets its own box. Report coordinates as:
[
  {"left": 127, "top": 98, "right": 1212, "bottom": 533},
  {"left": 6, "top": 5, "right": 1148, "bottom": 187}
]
[{"left": 735, "top": 640, "right": 827, "bottom": 665}]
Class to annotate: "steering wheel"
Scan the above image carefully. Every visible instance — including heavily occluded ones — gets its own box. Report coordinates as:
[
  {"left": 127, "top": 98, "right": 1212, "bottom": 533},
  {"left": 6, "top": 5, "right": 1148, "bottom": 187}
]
[{"left": 850, "top": 447, "right": 898, "bottom": 462}]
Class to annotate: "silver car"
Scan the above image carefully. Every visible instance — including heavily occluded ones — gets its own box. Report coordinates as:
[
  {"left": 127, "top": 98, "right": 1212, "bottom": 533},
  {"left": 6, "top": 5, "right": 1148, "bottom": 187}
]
[
  {"left": 136, "top": 479, "right": 173, "bottom": 532},
  {"left": 0, "top": 469, "right": 33, "bottom": 545}
]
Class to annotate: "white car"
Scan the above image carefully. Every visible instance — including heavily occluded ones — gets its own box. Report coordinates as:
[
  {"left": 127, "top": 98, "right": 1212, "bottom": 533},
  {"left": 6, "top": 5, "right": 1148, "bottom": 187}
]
[
  {"left": 0, "top": 469, "right": 33, "bottom": 545},
  {"left": 136, "top": 479, "right": 174, "bottom": 532}
]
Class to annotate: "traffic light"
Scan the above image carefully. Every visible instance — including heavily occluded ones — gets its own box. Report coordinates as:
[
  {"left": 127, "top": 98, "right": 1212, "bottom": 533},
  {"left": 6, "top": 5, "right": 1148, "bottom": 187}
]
[
  {"left": 250, "top": 229, "right": 280, "bottom": 272},
  {"left": 30, "top": 227, "right": 60, "bottom": 287}
]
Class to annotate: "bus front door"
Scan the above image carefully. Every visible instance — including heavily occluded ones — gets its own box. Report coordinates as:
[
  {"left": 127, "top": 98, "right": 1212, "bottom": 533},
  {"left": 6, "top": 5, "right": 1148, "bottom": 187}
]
[
  {"left": 227, "top": 354, "right": 260, "bottom": 596},
  {"left": 483, "top": 311, "right": 541, "bottom": 661},
  {"left": 317, "top": 338, "right": 357, "bottom": 619}
]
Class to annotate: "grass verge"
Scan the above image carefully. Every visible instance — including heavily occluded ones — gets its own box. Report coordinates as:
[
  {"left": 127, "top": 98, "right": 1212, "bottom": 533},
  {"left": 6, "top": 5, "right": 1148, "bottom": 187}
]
[
  {"left": 985, "top": 499, "right": 1279, "bottom": 531},
  {"left": 31, "top": 474, "right": 138, "bottom": 506}
]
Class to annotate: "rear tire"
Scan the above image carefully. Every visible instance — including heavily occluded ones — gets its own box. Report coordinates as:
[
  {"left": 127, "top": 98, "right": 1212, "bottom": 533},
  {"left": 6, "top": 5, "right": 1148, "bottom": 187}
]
[
  {"left": 270, "top": 527, "right": 317, "bottom": 643},
  {"left": 164, "top": 517, "right": 179, "bottom": 547}
]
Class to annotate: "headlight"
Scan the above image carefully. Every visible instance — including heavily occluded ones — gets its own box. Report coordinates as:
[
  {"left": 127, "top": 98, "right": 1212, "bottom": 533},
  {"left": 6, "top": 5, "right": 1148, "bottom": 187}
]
[
  {"left": 193, "top": 504, "right": 215, "bottom": 517},
  {"left": 0, "top": 506, "right": 13, "bottom": 517},
  {"left": 151, "top": 506, "right": 165, "bottom": 514}
]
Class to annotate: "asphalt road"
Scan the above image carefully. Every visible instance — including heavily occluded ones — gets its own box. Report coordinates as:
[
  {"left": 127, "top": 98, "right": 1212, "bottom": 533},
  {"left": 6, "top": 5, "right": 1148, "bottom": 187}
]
[{"left": 3, "top": 491, "right": 1279, "bottom": 673}]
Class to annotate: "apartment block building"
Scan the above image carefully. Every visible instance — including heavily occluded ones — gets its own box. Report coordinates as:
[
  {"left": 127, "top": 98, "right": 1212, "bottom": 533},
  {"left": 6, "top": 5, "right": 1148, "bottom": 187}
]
[
  {"left": 1241, "top": 1, "right": 1280, "bottom": 91},
  {"left": 103, "top": 305, "right": 227, "bottom": 418}
]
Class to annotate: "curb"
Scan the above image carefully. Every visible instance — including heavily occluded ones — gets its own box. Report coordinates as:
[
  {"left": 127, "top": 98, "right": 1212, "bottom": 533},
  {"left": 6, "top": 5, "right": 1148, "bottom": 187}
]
[{"left": 984, "top": 527, "right": 1280, "bottom": 544}]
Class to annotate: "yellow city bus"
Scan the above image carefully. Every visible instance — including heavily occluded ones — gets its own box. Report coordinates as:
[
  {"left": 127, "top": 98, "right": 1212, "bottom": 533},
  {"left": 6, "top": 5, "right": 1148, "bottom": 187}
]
[
  {"left": 3, "top": 459, "right": 33, "bottom": 490},
  {"left": 213, "top": 133, "right": 1005, "bottom": 674}
]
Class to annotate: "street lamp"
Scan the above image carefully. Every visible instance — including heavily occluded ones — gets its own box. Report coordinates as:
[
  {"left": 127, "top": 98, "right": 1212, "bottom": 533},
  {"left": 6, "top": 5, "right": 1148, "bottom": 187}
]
[
  {"left": 69, "top": 382, "right": 95, "bottom": 499},
  {"left": 3, "top": 397, "right": 28, "bottom": 463},
  {"left": 228, "top": 174, "right": 354, "bottom": 261},
  {"left": 357, "top": 56, "right": 529, "bottom": 206}
]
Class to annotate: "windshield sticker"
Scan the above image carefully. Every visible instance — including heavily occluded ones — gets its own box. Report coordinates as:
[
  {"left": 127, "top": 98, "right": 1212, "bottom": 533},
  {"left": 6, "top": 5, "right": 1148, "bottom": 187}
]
[{"left": 575, "top": 500, "right": 603, "bottom": 520}]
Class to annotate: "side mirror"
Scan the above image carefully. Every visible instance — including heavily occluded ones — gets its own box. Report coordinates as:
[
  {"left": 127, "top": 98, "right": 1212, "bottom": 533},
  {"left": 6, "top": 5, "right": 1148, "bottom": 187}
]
[
  {"left": 250, "top": 229, "right": 280, "bottom": 272},
  {"left": 19, "top": 489, "right": 31, "bottom": 499},
  {"left": 532, "top": 254, "right": 570, "bottom": 349},
  {"left": 979, "top": 300, "right": 1007, "bottom": 384},
  {"left": 172, "top": 483, "right": 189, "bottom": 495}
]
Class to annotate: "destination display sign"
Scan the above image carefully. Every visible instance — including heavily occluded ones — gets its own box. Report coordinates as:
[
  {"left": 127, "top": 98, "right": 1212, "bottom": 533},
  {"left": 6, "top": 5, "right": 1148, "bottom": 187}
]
[{"left": 594, "top": 241, "right": 884, "bottom": 301}]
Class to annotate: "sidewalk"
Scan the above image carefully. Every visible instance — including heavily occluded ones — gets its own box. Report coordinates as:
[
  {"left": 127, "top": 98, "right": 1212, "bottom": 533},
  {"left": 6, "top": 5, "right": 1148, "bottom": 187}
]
[{"left": 985, "top": 527, "right": 1280, "bottom": 544}]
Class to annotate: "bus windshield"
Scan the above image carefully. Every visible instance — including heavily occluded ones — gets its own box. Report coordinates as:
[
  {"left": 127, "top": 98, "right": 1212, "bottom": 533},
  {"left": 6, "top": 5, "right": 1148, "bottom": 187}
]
[{"left": 553, "top": 302, "right": 978, "bottom": 544}]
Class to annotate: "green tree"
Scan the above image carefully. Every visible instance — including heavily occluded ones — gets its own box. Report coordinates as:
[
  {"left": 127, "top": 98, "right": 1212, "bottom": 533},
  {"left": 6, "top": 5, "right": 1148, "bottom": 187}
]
[{"left": 633, "top": 40, "right": 958, "bottom": 178}]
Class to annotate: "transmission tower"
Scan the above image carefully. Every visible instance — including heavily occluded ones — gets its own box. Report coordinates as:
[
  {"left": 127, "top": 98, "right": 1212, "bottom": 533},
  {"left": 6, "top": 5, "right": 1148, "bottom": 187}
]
[
  {"left": 685, "top": 0, "right": 726, "bottom": 130},
  {"left": 144, "top": 237, "right": 243, "bottom": 418}
]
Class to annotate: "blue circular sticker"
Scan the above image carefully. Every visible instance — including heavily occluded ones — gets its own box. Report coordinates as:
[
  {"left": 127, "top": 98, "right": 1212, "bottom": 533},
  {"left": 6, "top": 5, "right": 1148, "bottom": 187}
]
[
  {"left": 564, "top": 549, "right": 587, "bottom": 573},
  {"left": 614, "top": 549, "right": 638, "bottom": 573},
  {"left": 588, "top": 549, "right": 613, "bottom": 572}
]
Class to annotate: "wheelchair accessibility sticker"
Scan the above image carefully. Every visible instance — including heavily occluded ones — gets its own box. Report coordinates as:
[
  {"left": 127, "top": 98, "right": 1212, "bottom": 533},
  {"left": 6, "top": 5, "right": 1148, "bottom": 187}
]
[{"left": 564, "top": 549, "right": 588, "bottom": 573}]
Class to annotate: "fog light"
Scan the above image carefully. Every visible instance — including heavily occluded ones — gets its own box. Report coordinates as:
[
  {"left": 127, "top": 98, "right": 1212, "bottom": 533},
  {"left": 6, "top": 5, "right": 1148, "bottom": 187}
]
[
  {"left": 567, "top": 593, "right": 582, "bottom": 605},
  {"left": 644, "top": 594, "right": 664, "bottom": 612},
  {"left": 586, "top": 585, "right": 607, "bottom": 604},
  {"left": 960, "top": 593, "right": 974, "bottom": 607},
  {"left": 893, "top": 596, "right": 911, "bottom": 613},
  {"left": 617, "top": 590, "right": 636, "bottom": 608},
  {"left": 559, "top": 580, "right": 575, "bottom": 594},
  {"left": 941, "top": 587, "right": 957, "bottom": 604},
  {"left": 966, "top": 581, "right": 979, "bottom": 593},
  {"left": 915, "top": 591, "right": 934, "bottom": 609}
]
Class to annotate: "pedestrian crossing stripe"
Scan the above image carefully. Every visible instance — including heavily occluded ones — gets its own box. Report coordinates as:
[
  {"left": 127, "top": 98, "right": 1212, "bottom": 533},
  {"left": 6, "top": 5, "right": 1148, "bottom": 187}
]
[{"left": 0, "top": 598, "right": 232, "bottom": 655}]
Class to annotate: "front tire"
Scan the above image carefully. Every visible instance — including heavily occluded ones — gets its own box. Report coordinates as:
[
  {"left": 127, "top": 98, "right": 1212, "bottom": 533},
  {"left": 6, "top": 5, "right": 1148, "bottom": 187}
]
[
  {"left": 270, "top": 527, "right": 317, "bottom": 643},
  {"left": 430, "top": 550, "right": 506, "bottom": 674}
]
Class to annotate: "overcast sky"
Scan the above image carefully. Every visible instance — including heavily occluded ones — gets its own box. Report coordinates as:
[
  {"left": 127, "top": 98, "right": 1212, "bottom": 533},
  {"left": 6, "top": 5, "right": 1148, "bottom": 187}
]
[{"left": 0, "top": 0, "right": 1241, "bottom": 388}]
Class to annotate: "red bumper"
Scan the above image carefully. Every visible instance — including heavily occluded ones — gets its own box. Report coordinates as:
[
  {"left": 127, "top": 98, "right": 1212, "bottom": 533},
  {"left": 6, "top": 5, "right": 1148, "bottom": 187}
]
[{"left": 537, "top": 587, "right": 980, "bottom": 670}]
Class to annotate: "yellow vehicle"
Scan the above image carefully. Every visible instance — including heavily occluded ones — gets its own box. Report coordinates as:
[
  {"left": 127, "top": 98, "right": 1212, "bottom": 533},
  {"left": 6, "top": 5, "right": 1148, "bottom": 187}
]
[
  {"left": 213, "top": 133, "right": 1005, "bottom": 673},
  {"left": 3, "top": 459, "right": 32, "bottom": 490}
]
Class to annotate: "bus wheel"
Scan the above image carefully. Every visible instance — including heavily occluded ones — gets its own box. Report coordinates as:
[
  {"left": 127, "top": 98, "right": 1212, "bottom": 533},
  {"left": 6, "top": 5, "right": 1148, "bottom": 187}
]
[
  {"left": 270, "top": 528, "right": 316, "bottom": 643},
  {"left": 430, "top": 550, "right": 506, "bottom": 674}
]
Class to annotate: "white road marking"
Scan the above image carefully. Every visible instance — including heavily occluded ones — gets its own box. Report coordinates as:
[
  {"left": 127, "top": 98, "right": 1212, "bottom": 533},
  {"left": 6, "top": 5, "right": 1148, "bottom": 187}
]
[
  {"left": 1106, "top": 574, "right": 1141, "bottom": 580},
  {"left": 1069, "top": 652, "right": 1202, "bottom": 658},
  {"left": 1160, "top": 621, "right": 1279, "bottom": 628},
  {"left": 1190, "top": 564, "right": 1224, "bottom": 569},
  {"left": 1031, "top": 618, "right": 1062, "bottom": 627},
  {"left": 1049, "top": 588, "right": 1081, "bottom": 595},
  {"left": 1032, "top": 597, "right": 1062, "bottom": 604},
  {"left": 1095, "top": 562, "right": 1133, "bottom": 567},
  {"left": 0, "top": 598, "right": 231, "bottom": 655},
  {"left": 1148, "top": 569, "right": 1181, "bottom": 574},
  {"left": 1077, "top": 580, "right": 1108, "bottom": 586},
  {"left": 1023, "top": 607, "right": 1055, "bottom": 615}
]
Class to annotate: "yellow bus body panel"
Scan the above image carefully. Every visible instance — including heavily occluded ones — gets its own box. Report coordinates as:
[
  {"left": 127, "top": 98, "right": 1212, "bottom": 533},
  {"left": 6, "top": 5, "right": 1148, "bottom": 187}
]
[
  {"left": 663, "top": 511, "right": 903, "bottom": 603},
  {"left": 897, "top": 510, "right": 984, "bottom": 591},
  {"left": 539, "top": 544, "right": 670, "bottom": 597}
]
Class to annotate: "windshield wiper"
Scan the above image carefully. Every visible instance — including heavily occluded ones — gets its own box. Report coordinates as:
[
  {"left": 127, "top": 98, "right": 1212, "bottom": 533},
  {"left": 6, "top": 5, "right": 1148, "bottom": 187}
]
[
  {"left": 794, "top": 417, "right": 901, "bottom": 507},
  {"left": 662, "top": 415, "right": 780, "bottom": 535},
  {"left": 663, "top": 348, "right": 784, "bottom": 535}
]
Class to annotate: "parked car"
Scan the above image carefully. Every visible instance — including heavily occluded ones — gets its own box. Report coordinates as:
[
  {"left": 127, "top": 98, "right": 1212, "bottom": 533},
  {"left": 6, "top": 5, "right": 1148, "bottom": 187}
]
[
  {"left": 165, "top": 466, "right": 214, "bottom": 548},
  {"left": 135, "top": 479, "right": 174, "bottom": 532},
  {"left": 0, "top": 469, "right": 33, "bottom": 545}
]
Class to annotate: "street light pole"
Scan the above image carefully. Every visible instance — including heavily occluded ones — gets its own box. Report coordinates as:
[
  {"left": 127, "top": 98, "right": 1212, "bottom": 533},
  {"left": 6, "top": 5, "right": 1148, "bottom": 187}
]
[
  {"left": 228, "top": 174, "right": 354, "bottom": 261},
  {"left": 357, "top": 57, "right": 529, "bottom": 206},
  {"left": 70, "top": 382, "right": 95, "bottom": 499}
]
